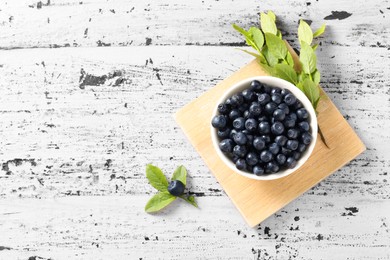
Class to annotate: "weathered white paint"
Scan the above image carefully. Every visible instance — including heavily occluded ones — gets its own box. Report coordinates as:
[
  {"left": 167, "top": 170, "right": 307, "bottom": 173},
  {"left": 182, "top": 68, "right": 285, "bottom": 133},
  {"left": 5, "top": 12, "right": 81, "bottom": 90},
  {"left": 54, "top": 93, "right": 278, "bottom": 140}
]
[{"left": 0, "top": 0, "right": 389, "bottom": 259}]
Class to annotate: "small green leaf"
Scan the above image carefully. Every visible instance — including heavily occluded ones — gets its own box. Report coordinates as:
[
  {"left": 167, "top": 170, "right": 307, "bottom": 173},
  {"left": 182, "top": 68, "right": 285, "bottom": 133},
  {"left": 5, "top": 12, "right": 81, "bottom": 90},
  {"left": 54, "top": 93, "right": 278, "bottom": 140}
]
[
  {"left": 296, "top": 82, "right": 304, "bottom": 92},
  {"left": 262, "top": 45, "right": 278, "bottom": 67},
  {"left": 238, "top": 49, "right": 267, "bottom": 63},
  {"left": 146, "top": 164, "right": 168, "bottom": 192},
  {"left": 274, "top": 64, "right": 298, "bottom": 84},
  {"left": 286, "top": 52, "right": 295, "bottom": 67},
  {"left": 265, "top": 33, "right": 287, "bottom": 59},
  {"left": 313, "top": 97, "right": 320, "bottom": 109},
  {"left": 260, "top": 13, "right": 277, "bottom": 35},
  {"left": 303, "top": 78, "right": 320, "bottom": 106},
  {"left": 267, "top": 10, "right": 276, "bottom": 21},
  {"left": 312, "top": 70, "right": 321, "bottom": 84},
  {"left": 259, "top": 62, "right": 276, "bottom": 75},
  {"left": 172, "top": 165, "right": 187, "bottom": 186},
  {"left": 299, "top": 41, "right": 317, "bottom": 74},
  {"left": 276, "top": 30, "right": 282, "bottom": 39},
  {"left": 249, "top": 27, "right": 264, "bottom": 50},
  {"left": 313, "top": 24, "right": 326, "bottom": 38},
  {"left": 145, "top": 192, "right": 176, "bottom": 213},
  {"left": 180, "top": 195, "right": 198, "bottom": 208},
  {"left": 298, "top": 19, "right": 313, "bottom": 45},
  {"left": 232, "top": 24, "right": 260, "bottom": 52},
  {"left": 312, "top": 43, "right": 319, "bottom": 51}
]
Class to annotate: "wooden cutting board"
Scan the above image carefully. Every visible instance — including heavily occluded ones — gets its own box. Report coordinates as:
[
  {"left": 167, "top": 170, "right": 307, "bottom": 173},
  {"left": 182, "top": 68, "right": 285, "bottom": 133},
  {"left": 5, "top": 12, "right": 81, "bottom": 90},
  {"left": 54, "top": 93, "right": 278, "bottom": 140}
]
[{"left": 174, "top": 51, "right": 365, "bottom": 227}]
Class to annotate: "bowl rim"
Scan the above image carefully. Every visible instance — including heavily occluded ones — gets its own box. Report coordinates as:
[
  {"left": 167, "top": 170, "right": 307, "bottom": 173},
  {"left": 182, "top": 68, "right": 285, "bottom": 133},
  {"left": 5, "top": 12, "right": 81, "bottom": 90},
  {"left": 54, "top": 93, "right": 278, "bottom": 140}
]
[{"left": 210, "top": 76, "right": 318, "bottom": 181}]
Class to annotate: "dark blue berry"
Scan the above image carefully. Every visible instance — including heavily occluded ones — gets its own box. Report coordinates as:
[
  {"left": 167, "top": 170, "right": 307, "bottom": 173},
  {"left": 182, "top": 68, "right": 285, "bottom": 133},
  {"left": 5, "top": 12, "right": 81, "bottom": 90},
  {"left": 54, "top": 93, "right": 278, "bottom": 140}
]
[
  {"left": 253, "top": 137, "right": 266, "bottom": 151},
  {"left": 287, "top": 128, "right": 300, "bottom": 139},
  {"left": 229, "top": 129, "right": 238, "bottom": 139},
  {"left": 301, "top": 132, "right": 312, "bottom": 145},
  {"left": 242, "top": 89, "right": 255, "bottom": 101},
  {"left": 293, "top": 100, "right": 303, "bottom": 109},
  {"left": 217, "top": 128, "right": 231, "bottom": 138},
  {"left": 260, "top": 135, "right": 271, "bottom": 144},
  {"left": 271, "top": 121, "right": 285, "bottom": 135},
  {"left": 236, "top": 158, "right": 247, "bottom": 170},
  {"left": 250, "top": 80, "right": 263, "bottom": 92},
  {"left": 281, "top": 147, "right": 293, "bottom": 156},
  {"left": 281, "top": 88, "right": 291, "bottom": 96},
  {"left": 263, "top": 85, "right": 272, "bottom": 93},
  {"left": 238, "top": 103, "right": 249, "bottom": 112},
  {"left": 283, "top": 116, "right": 296, "bottom": 128},
  {"left": 298, "top": 121, "right": 310, "bottom": 132},
  {"left": 298, "top": 143, "right": 307, "bottom": 153},
  {"left": 229, "top": 109, "right": 241, "bottom": 120},
  {"left": 268, "top": 143, "right": 280, "bottom": 155},
  {"left": 168, "top": 180, "right": 185, "bottom": 196},
  {"left": 271, "top": 88, "right": 281, "bottom": 94},
  {"left": 265, "top": 102, "right": 277, "bottom": 114},
  {"left": 246, "top": 152, "right": 259, "bottom": 166},
  {"left": 286, "top": 157, "right": 297, "bottom": 169},
  {"left": 271, "top": 93, "right": 282, "bottom": 104},
  {"left": 258, "top": 93, "right": 271, "bottom": 105},
  {"left": 276, "top": 154, "right": 287, "bottom": 165},
  {"left": 273, "top": 109, "right": 286, "bottom": 121},
  {"left": 260, "top": 150, "right": 273, "bottom": 163},
  {"left": 278, "top": 103, "right": 290, "bottom": 115},
  {"left": 232, "top": 155, "right": 239, "bottom": 163},
  {"left": 286, "top": 139, "right": 299, "bottom": 150},
  {"left": 233, "top": 145, "right": 247, "bottom": 158},
  {"left": 243, "top": 110, "right": 251, "bottom": 119},
  {"left": 266, "top": 161, "right": 279, "bottom": 173},
  {"left": 218, "top": 103, "right": 229, "bottom": 114},
  {"left": 233, "top": 117, "right": 245, "bottom": 130},
  {"left": 292, "top": 151, "right": 301, "bottom": 160},
  {"left": 246, "top": 134, "right": 254, "bottom": 145},
  {"left": 296, "top": 108, "right": 309, "bottom": 120},
  {"left": 275, "top": 135, "right": 288, "bottom": 146},
  {"left": 257, "top": 115, "right": 268, "bottom": 122},
  {"left": 284, "top": 93, "right": 297, "bottom": 106},
  {"left": 289, "top": 112, "right": 298, "bottom": 121},
  {"left": 231, "top": 94, "right": 244, "bottom": 106},
  {"left": 245, "top": 118, "right": 257, "bottom": 132},
  {"left": 225, "top": 98, "right": 232, "bottom": 106},
  {"left": 233, "top": 131, "right": 248, "bottom": 145},
  {"left": 253, "top": 165, "right": 265, "bottom": 176},
  {"left": 219, "top": 139, "right": 234, "bottom": 153},
  {"left": 211, "top": 115, "right": 227, "bottom": 129},
  {"left": 249, "top": 103, "right": 262, "bottom": 116},
  {"left": 258, "top": 121, "right": 271, "bottom": 134}
]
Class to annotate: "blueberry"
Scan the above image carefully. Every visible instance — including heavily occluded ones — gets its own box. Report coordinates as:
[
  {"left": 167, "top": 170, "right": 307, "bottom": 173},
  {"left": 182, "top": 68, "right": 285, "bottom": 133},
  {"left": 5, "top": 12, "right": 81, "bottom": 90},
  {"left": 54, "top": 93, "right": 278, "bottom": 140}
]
[
  {"left": 238, "top": 103, "right": 249, "bottom": 112},
  {"left": 229, "top": 109, "right": 241, "bottom": 120},
  {"left": 168, "top": 180, "right": 185, "bottom": 196},
  {"left": 211, "top": 115, "right": 227, "bottom": 129},
  {"left": 249, "top": 103, "right": 262, "bottom": 116},
  {"left": 217, "top": 127, "right": 231, "bottom": 138},
  {"left": 287, "top": 128, "right": 300, "bottom": 139},
  {"left": 281, "top": 88, "right": 291, "bottom": 96},
  {"left": 265, "top": 102, "right": 277, "bottom": 114},
  {"left": 236, "top": 158, "right": 247, "bottom": 170},
  {"left": 273, "top": 109, "right": 286, "bottom": 121},
  {"left": 250, "top": 80, "right": 263, "bottom": 92},
  {"left": 268, "top": 143, "right": 280, "bottom": 155},
  {"left": 266, "top": 161, "right": 280, "bottom": 173},
  {"left": 231, "top": 94, "right": 244, "bottom": 106},
  {"left": 275, "top": 135, "right": 288, "bottom": 146},
  {"left": 281, "top": 147, "right": 293, "bottom": 156},
  {"left": 258, "top": 121, "right": 271, "bottom": 134},
  {"left": 276, "top": 154, "right": 287, "bottom": 165},
  {"left": 253, "top": 137, "right": 266, "bottom": 151},
  {"left": 298, "top": 121, "right": 310, "bottom": 132},
  {"left": 242, "top": 89, "right": 255, "bottom": 101},
  {"left": 242, "top": 129, "right": 250, "bottom": 135},
  {"left": 292, "top": 151, "right": 301, "bottom": 160},
  {"left": 296, "top": 108, "right": 309, "bottom": 120},
  {"left": 246, "top": 152, "right": 259, "bottom": 166},
  {"left": 258, "top": 93, "right": 271, "bottom": 105},
  {"left": 229, "top": 129, "right": 238, "bottom": 139},
  {"left": 286, "top": 140, "right": 299, "bottom": 150},
  {"left": 233, "top": 145, "right": 247, "bottom": 158},
  {"left": 233, "top": 131, "right": 248, "bottom": 145},
  {"left": 283, "top": 116, "right": 296, "bottom": 128},
  {"left": 289, "top": 112, "right": 298, "bottom": 121},
  {"left": 278, "top": 103, "right": 290, "bottom": 115},
  {"left": 219, "top": 139, "right": 234, "bottom": 153},
  {"left": 286, "top": 157, "right": 297, "bottom": 169},
  {"left": 271, "top": 88, "right": 281, "bottom": 94},
  {"left": 260, "top": 150, "right": 273, "bottom": 163},
  {"left": 298, "top": 143, "right": 307, "bottom": 153},
  {"left": 257, "top": 115, "right": 268, "bottom": 122},
  {"left": 284, "top": 93, "right": 297, "bottom": 106},
  {"left": 253, "top": 165, "right": 265, "bottom": 176},
  {"left": 232, "top": 155, "right": 239, "bottom": 163},
  {"left": 260, "top": 135, "right": 271, "bottom": 144},
  {"left": 301, "top": 132, "right": 312, "bottom": 145},
  {"left": 233, "top": 117, "right": 245, "bottom": 130},
  {"left": 293, "top": 100, "right": 303, "bottom": 109},
  {"left": 225, "top": 98, "right": 232, "bottom": 106},
  {"left": 271, "top": 122, "right": 285, "bottom": 135},
  {"left": 271, "top": 93, "right": 282, "bottom": 104},
  {"left": 245, "top": 118, "right": 257, "bottom": 132},
  {"left": 217, "top": 103, "right": 229, "bottom": 114},
  {"left": 263, "top": 85, "right": 272, "bottom": 93},
  {"left": 243, "top": 110, "right": 250, "bottom": 119}
]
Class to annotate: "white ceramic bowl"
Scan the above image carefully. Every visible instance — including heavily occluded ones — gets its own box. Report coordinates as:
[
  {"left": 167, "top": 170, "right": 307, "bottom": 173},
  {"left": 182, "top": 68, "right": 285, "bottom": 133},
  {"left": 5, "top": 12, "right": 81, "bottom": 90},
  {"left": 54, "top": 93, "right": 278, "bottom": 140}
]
[{"left": 211, "top": 76, "right": 317, "bottom": 181}]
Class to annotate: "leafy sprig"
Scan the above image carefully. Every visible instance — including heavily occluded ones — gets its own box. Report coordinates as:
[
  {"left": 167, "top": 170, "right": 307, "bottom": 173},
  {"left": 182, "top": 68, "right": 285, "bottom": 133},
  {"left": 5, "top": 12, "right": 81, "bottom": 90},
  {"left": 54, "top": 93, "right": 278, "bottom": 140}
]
[
  {"left": 145, "top": 164, "right": 198, "bottom": 213},
  {"left": 232, "top": 11, "right": 326, "bottom": 110}
]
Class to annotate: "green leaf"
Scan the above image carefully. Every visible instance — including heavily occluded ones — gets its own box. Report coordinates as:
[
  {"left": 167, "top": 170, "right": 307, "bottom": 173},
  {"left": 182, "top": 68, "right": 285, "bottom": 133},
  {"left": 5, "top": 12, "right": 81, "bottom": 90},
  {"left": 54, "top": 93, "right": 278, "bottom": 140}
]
[
  {"left": 172, "top": 165, "right": 187, "bottom": 186},
  {"left": 274, "top": 64, "right": 298, "bottom": 84},
  {"left": 262, "top": 45, "right": 278, "bottom": 67},
  {"left": 299, "top": 41, "right": 317, "bottom": 74},
  {"left": 237, "top": 48, "right": 267, "bottom": 63},
  {"left": 296, "top": 82, "right": 304, "bottom": 92},
  {"left": 232, "top": 24, "right": 260, "bottom": 52},
  {"left": 286, "top": 52, "right": 295, "bottom": 67},
  {"left": 312, "top": 70, "right": 321, "bottom": 84},
  {"left": 259, "top": 62, "right": 276, "bottom": 75},
  {"left": 313, "top": 97, "right": 320, "bottom": 109},
  {"left": 260, "top": 13, "right": 277, "bottom": 35},
  {"left": 265, "top": 33, "right": 287, "bottom": 59},
  {"left": 298, "top": 19, "right": 313, "bottom": 45},
  {"left": 313, "top": 24, "right": 326, "bottom": 38},
  {"left": 303, "top": 78, "right": 320, "bottom": 106},
  {"left": 145, "top": 192, "right": 176, "bottom": 213},
  {"left": 267, "top": 10, "right": 276, "bottom": 21},
  {"left": 180, "top": 195, "right": 198, "bottom": 208},
  {"left": 276, "top": 30, "right": 282, "bottom": 39},
  {"left": 249, "top": 27, "right": 264, "bottom": 50},
  {"left": 146, "top": 164, "right": 168, "bottom": 192},
  {"left": 312, "top": 43, "right": 319, "bottom": 51}
]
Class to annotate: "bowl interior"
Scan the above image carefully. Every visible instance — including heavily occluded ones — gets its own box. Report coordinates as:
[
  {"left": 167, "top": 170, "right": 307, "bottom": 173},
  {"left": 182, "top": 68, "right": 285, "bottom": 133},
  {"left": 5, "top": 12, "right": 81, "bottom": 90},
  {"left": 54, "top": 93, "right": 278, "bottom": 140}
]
[{"left": 211, "top": 76, "right": 318, "bottom": 181}]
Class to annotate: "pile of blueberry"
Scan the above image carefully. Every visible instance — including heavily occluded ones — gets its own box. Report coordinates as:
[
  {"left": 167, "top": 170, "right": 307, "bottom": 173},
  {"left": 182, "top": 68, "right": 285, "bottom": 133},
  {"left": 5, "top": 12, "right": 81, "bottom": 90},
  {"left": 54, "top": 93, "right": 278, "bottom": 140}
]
[{"left": 211, "top": 80, "right": 312, "bottom": 176}]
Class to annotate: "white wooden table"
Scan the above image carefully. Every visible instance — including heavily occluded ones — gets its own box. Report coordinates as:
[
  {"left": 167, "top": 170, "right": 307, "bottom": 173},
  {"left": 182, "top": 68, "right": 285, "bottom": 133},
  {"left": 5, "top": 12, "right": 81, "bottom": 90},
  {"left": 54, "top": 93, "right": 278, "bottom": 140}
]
[{"left": 0, "top": 1, "right": 389, "bottom": 259}]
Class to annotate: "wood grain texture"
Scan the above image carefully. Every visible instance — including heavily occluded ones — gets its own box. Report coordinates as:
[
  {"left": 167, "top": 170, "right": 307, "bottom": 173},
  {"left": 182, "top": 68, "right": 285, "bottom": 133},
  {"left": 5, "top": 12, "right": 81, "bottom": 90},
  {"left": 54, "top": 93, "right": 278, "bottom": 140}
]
[{"left": 0, "top": 0, "right": 389, "bottom": 259}]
